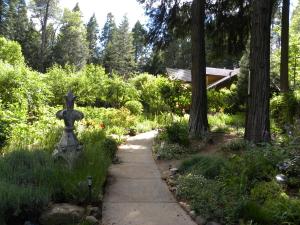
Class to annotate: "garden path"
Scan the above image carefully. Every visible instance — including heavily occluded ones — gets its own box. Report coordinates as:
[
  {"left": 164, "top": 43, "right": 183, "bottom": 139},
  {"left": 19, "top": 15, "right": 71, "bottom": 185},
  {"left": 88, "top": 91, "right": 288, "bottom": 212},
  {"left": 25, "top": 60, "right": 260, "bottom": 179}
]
[{"left": 102, "top": 131, "right": 197, "bottom": 225}]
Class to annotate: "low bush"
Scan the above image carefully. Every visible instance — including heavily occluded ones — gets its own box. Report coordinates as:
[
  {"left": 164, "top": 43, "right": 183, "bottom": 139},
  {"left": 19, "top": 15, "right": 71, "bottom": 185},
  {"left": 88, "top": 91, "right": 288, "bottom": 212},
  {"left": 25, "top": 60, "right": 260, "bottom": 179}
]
[
  {"left": 221, "top": 139, "right": 248, "bottom": 152},
  {"left": 270, "top": 91, "right": 300, "bottom": 131},
  {"left": 154, "top": 143, "right": 194, "bottom": 160},
  {"left": 176, "top": 146, "right": 290, "bottom": 225},
  {"left": 125, "top": 100, "right": 143, "bottom": 115},
  {"left": 0, "top": 150, "right": 60, "bottom": 221},
  {"left": 208, "top": 85, "right": 239, "bottom": 114},
  {"left": 165, "top": 120, "right": 189, "bottom": 146},
  {"left": 249, "top": 181, "right": 283, "bottom": 204},
  {"left": 0, "top": 129, "right": 116, "bottom": 223},
  {"left": 208, "top": 113, "right": 245, "bottom": 134},
  {"left": 179, "top": 155, "right": 226, "bottom": 179},
  {"left": 0, "top": 37, "right": 24, "bottom": 65}
]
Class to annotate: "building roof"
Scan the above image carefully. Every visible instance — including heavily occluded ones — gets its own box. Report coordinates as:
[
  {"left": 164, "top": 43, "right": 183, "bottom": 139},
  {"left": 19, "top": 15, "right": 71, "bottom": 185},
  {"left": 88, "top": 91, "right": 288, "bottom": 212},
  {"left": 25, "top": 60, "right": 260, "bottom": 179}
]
[{"left": 166, "top": 67, "right": 240, "bottom": 89}]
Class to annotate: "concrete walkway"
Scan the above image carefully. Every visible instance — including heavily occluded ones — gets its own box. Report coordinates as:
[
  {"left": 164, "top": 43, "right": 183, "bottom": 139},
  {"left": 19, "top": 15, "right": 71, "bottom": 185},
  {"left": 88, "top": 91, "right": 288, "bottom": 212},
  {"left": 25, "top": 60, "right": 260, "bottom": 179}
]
[{"left": 102, "top": 131, "right": 197, "bottom": 225}]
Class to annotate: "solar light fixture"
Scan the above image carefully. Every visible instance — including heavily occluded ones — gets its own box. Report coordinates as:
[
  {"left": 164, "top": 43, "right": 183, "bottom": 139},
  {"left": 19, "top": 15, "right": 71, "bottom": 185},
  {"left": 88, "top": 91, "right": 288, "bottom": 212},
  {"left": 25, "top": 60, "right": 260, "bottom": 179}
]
[
  {"left": 276, "top": 174, "right": 287, "bottom": 184},
  {"left": 87, "top": 176, "right": 92, "bottom": 203}
]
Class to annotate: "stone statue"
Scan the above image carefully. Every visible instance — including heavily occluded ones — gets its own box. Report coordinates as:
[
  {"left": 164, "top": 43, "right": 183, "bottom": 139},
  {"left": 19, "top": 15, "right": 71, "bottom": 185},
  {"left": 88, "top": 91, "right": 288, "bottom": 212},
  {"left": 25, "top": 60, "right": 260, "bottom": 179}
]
[{"left": 53, "top": 91, "right": 84, "bottom": 167}]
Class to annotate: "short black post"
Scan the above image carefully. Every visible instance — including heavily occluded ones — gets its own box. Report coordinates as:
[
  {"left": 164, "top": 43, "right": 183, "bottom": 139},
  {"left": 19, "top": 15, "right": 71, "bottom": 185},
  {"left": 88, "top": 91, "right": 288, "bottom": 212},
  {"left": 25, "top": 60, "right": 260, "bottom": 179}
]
[{"left": 87, "top": 176, "right": 92, "bottom": 203}]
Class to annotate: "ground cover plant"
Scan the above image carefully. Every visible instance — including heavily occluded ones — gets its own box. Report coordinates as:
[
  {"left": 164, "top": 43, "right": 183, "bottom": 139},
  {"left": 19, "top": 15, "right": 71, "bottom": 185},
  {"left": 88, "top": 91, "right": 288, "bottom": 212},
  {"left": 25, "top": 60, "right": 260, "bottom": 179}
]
[{"left": 176, "top": 144, "right": 300, "bottom": 225}]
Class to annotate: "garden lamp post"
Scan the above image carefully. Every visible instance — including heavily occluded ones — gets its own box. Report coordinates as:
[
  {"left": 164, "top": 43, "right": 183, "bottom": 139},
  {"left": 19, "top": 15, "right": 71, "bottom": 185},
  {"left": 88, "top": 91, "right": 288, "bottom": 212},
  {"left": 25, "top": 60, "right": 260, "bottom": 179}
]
[{"left": 88, "top": 176, "right": 92, "bottom": 203}]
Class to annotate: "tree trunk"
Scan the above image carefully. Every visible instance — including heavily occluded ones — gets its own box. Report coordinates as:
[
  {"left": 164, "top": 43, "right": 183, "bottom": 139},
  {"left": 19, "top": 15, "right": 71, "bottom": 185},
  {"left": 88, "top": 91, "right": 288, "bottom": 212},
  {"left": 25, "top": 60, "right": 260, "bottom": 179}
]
[
  {"left": 40, "top": 0, "right": 50, "bottom": 72},
  {"left": 245, "top": 0, "right": 274, "bottom": 143},
  {"left": 189, "top": 0, "right": 208, "bottom": 138},
  {"left": 280, "top": 0, "right": 290, "bottom": 92}
]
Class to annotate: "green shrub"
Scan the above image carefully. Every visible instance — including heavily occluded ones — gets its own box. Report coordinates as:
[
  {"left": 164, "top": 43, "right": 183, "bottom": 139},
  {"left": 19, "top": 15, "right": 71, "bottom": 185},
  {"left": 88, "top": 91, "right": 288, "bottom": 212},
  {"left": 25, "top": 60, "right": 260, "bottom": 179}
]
[
  {"left": 0, "top": 37, "right": 24, "bottom": 65},
  {"left": 263, "top": 196, "right": 300, "bottom": 224},
  {"left": 101, "top": 137, "right": 118, "bottom": 159},
  {"left": 125, "top": 100, "right": 143, "bottom": 115},
  {"left": 130, "top": 73, "right": 190, "bottom": 114},
  {"left": 0, "top": 150, "right": 59, "bottom": 219},
  {"left": 208, "top": 113, "right": 245, "bottom": 133},
  {"left": 176, "top": 145, "right": 288, "bottom": 225},
  {"left": 221, "top": 139, "right": 248, "bottom": 152},
  {"left": 179, "top": 155, "right": 227, "bottom": 179},
  {"left": 154, "top": 143, "right": 193, "bottom": 160},
  {"left": 2, "top": 106, "right": 63, "bottom": 153},
  {"left": 250, "top": 181, "right": 283, "bottom": 204},
  {"left": 270, "top": 91, "right": 300, "bottom": 131},
  {"left": 58, "top": 136, "right": 113, "bottom": 203},
  {"left": 208, "top": 85, "right": 238, "bottom": 113},
  {"left": 221, "top": 148, "right": 285, "bottom": 192},
  {"left": 165, "top": 120, "right": 189, "bottom": 146},
  {"left": 177, "top": 175, "right": 227, "bottom": 222},
  {"left": 242, "top": 196, "right": 300, "bottom": 225},
  {"left": 80, "top": 107, "right": 137, "bottom": 136}
]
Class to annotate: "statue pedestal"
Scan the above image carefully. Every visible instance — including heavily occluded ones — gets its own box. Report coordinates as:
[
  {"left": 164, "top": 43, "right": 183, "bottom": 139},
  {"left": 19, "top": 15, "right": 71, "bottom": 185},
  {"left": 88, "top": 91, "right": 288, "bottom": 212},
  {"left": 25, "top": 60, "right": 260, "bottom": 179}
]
[
  {"left": 53, "top": 91, "right": 84, "bottom": 168},
  {"left": 53, "top": 128, "right": 83, "bottom": 167}
]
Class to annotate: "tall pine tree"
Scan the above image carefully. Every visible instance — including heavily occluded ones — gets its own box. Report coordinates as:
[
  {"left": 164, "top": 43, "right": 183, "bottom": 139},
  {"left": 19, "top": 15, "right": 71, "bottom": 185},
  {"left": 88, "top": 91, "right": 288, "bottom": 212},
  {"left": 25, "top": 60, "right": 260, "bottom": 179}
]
[
  {"left": 86, "top": 14, "right": 100, "bottom": 64},
  {"left": 132, "top": 21, "right": 146, "bottom": 63},
  {"left": 54, "top": 7, "right": 89, "bottom": 69},
  {"left": 0, "top": 0, "right": 8, "bottom": 35},
  {"left": 113, "top": 15, "right": 136, "bottom": 76},
  {"left": 29, "top": 0, "right": 60, "bottom": 72},
  {"left": 101, "top": 15, "right": 136, "bottom": 76}
]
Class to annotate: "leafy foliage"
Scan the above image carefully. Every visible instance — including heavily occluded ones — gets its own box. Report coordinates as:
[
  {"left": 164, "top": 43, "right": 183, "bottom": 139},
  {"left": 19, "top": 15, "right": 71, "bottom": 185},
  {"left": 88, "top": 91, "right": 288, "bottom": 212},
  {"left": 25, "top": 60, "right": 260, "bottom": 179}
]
[
  {"left": 270, "top": 91, "right": 300, "bottom": 131},
  {"left": 54, "top": 8, "right": 89, "bottom": 69},
  {"left": 125, "top": 100, "right": 143, "bottom": 115},
  {"left": 0, "top": 36, "right": 24, "bottom": 65},
  {"left": 176, "top": 146, "right": 292, "bottom": 225}
]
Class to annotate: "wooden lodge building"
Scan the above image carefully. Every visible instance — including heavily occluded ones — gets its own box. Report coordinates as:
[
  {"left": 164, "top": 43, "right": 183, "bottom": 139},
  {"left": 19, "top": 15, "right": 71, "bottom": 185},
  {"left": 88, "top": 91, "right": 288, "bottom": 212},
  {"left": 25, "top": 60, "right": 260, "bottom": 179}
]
[{"left": 166, "top": 67, "right": 240, "bottom": 89}]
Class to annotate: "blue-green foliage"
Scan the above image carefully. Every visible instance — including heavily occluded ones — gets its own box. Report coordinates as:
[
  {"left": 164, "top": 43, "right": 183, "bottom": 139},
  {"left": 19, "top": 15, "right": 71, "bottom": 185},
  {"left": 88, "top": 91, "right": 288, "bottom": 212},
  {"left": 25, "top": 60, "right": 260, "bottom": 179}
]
[
  {"left": 0, "top": 130, "right": 117, "bottom": 221},
  {"left": 176, "top": 146, "right": 299, "bottom": 225}
]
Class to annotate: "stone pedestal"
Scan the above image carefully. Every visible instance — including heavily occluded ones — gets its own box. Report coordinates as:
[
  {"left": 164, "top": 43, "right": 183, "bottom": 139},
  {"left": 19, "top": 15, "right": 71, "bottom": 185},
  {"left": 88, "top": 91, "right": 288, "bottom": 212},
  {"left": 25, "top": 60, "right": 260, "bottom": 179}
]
[{"left": 53, "top": 91, "right": 84, "bottom": 168}]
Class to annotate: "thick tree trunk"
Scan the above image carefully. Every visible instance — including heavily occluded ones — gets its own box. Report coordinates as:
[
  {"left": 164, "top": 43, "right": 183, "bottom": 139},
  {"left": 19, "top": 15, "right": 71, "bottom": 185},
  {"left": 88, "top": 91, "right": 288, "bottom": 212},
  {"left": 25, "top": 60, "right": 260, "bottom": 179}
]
[
  {"left": 280, "top": 0, "right": 290, "bottom": 92},
  {"left": 189, "top": 0, "right": 208, "bottom": 138},
  {"left": 245, "top": 0, "right": 274, "bottom": 143}
]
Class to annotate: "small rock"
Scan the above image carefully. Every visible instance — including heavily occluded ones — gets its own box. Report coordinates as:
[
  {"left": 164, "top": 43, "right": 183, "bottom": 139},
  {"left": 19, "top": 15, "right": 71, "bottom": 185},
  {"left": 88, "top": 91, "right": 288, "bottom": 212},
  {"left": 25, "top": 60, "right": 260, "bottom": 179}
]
[
  {"left": 169, "top": 187, "right": 177, "bottom": 192},
  {"left": 179, "top": 202, "right": 185, "bottom": 207},
  {"left": 161, "top": 171, "right": 170, "bottom": 180},
  {"left": 85, "top": 215, "right": 98, "bottom": 225},
  {"left": 167, "top": 178, "right": 176, "bottom": 186},
  {"left": 185, "top": 204, "right": 191, "bottom": 212},
  {"left": 86, "top": 206, "right": 101, "bottom": 219},
  {"left": 189, "top": 210, "right": 196, "bottom": 219},
  {"left": 206, "top": 222, "right": 221, "bottom": 225},
  {"left": 170, "top": 168, "right": 178, "bottom": 175},
  {"left": 39, "top": 203, "right": 85, "bottom": 225},
  {"left": 195, "top": 216, "right": 206, "bottom": 225}
]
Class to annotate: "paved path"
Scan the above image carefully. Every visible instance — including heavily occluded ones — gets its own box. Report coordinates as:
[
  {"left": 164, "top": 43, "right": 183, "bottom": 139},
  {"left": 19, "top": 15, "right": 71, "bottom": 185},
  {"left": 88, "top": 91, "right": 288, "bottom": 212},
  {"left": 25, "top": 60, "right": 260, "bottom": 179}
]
[{"left": 102, "top": 131, "right": 197, "bottom": 225}]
